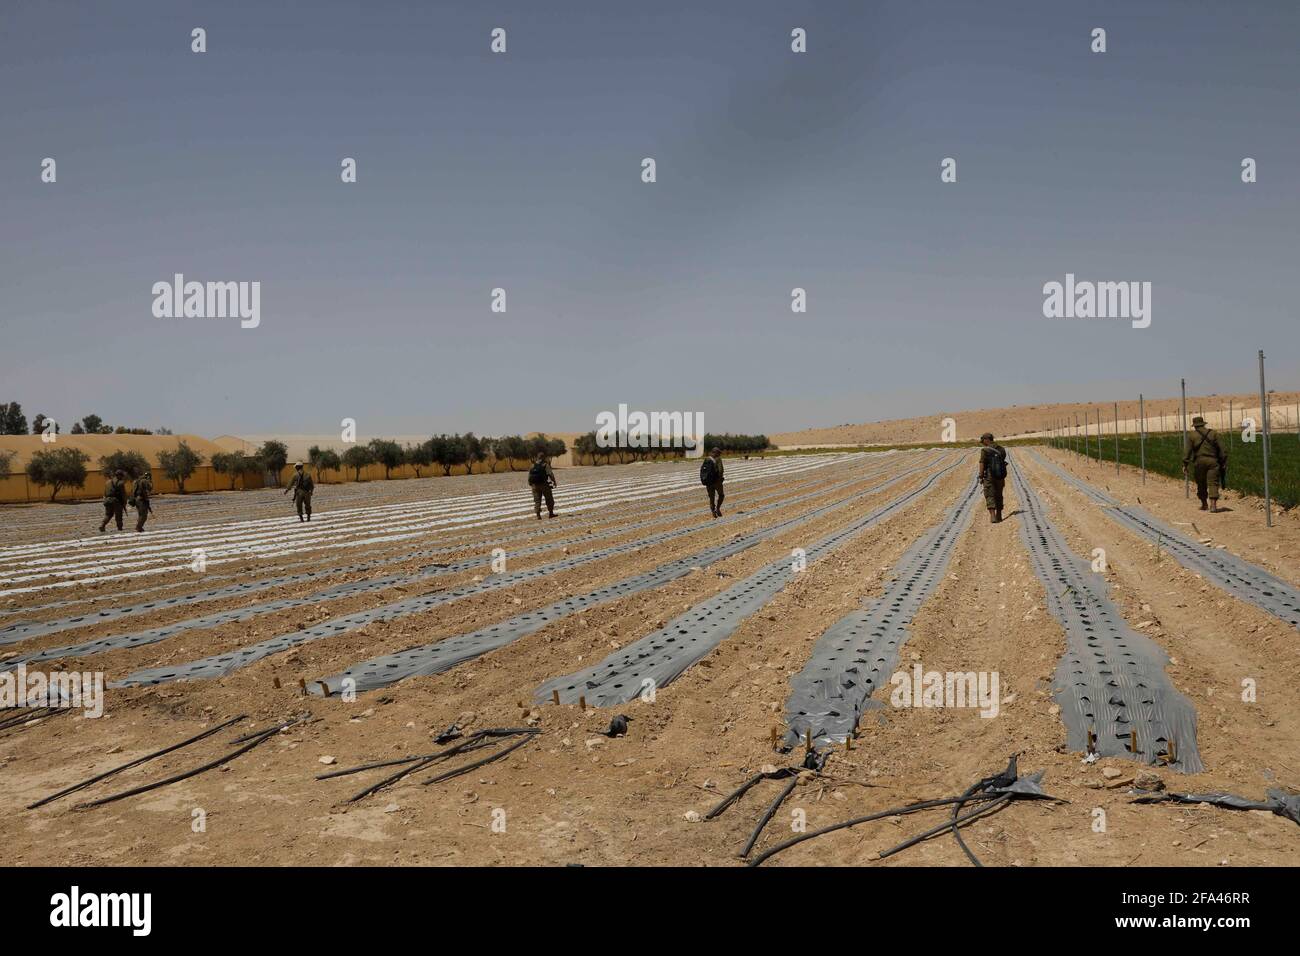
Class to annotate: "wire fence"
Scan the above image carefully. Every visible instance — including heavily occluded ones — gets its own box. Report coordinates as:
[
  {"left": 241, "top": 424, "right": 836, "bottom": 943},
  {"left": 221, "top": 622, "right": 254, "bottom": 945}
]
[
  {"left": 1041, "top": 354, "right": 1298, "bottom": 517},
  {"left": 1049, "top": 428, "right": 1298, "bottom": 510}
]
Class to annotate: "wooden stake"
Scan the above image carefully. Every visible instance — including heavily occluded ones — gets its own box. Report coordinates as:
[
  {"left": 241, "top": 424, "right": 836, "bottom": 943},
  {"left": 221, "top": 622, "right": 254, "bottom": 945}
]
[
  {"left": 579, "top": 695, "right": 586, "bottom": 711},
  {"left": 551, "top": 689, "right": 560, "bottom": 705},
  {"left": 272, "top": 676, "right": 281, "bottom": 689}
]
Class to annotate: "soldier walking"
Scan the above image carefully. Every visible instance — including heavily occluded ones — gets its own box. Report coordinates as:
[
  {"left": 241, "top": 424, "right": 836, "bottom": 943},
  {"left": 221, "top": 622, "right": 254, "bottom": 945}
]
[
  {"left": 528, "top": 452, "right": 557, "bottom": 519},
  {"left": 285, "top": 461, "right": 315, "bottom": 521},
  {"left": 978, "top": 433, "right": 1007, "bottom": 523},
  {"left": 131, "top": 470, "right": 154, "bottom": 533},
  {"left": 701, "top": 446, "right": 725, "bottom": 518},
  {"left": 1183, "top": 415, "right": 1227, "bottom": 512},
  {"left": 99, "top": 469, "right": 128, "bottom": 532}
]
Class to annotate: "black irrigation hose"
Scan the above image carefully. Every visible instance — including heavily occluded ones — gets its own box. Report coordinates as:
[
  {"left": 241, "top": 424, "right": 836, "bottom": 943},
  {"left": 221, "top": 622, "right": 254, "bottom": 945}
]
[
  {"left": 346, "top": 754, "right": 443, "bottom": 803},
  {"left": 27, "top": 714, "right": 247, "bottom": 809},
  {"left": 746, "top": 793, "right": 1004, "bottom": 867},
  {"left": 877, "top": 793, "right": 1012, "bottom": 861},
  {"left": 74, "top": 713, "right": 309, "bottom": 809},
  {"left": 740, "top": 776, "right": 799, "bottom": 859},
  {"left": 421, "top": 731, "right": 539, "bottom": 786},
  {"left": 319, "top": 751, "right": 452, "bottom": 780},
  {"left": 226, "top": 712, "right": 310, "bottom": 745},
  {"left": 0, "top": 707, "right": 55, "bottom": 732},
  {"left": 0, "top": 706, "right": 69, "bottom": 733},
  {"left": 705, "top": 770, "right": 793, "bottom": 820},
  {"left": 947, "top": 781, "right": 987, "bottom": 867},
  {"left": 324, "top": 727, "right": 535, "bottom": 779},
  {"left": 341, "top": 737, "right": 502, "bottom": 802},
  {"left": 335, "top": 728, "right": 541, "bottom": 802}
]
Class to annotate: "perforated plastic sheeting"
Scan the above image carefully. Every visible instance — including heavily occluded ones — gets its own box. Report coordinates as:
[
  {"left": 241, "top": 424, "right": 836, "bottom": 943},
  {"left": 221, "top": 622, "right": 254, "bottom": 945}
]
[
  {"left": 4, "top": 459, "right": 875, "bottom": 669},
  {"left": 115, "top": 455, "right": 937, "bottom": 687},
  {"left": 782, "top": 479, "right": 980, "bottom": 750},
  {"left": 310, "top": 456, "right": 950, "bottom": 696},
  {"left": 2, "top": 458, "right": 867, "bottom": 647},
  {"left": 534, "top": 457, "right": 964, "bottom": 708},
  {"left": 1027, "top": 450, "right": 1300, "bottom": 628},
  {"left": 1011, "top": 459, "right": 1203, "bottom": 773},
  {"left": 1130, "top": 788, "right": 1300, "bottom": 825}
]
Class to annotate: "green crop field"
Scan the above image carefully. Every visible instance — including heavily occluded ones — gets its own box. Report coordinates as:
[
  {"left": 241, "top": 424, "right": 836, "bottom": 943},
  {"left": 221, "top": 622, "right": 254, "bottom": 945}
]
[{"left": 1050, "top": 431, "right": 1300, "bottom": 509}]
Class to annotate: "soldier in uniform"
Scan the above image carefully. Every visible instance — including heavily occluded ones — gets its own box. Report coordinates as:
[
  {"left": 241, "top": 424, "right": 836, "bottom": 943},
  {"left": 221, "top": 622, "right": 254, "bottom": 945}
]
[
  {"left": 527, "top": 453, "right": 557, "bottom": 519},
  {"left": 131, "top": 470, "right": 154, "bottom": 533},
  {"left": 99, "top": 469, "right": 128, "bottom": 533},
  {"left": 703, "top": 446, "right": 725, "bottom": 517},
  {"left": 978, "top": 433, "right": 1007, "bottom": 523},
  {"left": 1182, "top": 415, "right": 1227, "bottom": 512},
  {"left": 284, "top": 461, "right": 314, "bottom": 521}
]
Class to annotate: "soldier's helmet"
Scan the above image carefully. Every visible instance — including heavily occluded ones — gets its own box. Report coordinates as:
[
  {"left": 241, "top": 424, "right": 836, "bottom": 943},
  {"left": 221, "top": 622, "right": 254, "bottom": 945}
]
[
  {"left": 114, "top": 469, "right": 126, "bottom": 478},
  {"left": 1192, "top": 416, "right": 1206, "bottom": 427},
  {"left": 710, "top": 446, "right": 721, "bottom": 455},
  {"left": 294, "top": 461, "right": 304, "bottom": 469},
  {"left": 980, "top": 432, "right": 994, "bottom": 441}
]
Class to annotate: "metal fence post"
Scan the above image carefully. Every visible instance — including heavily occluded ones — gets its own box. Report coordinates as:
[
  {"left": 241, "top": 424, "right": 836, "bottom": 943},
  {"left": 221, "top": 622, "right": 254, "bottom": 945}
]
[
  {"left": 1259, "top": 350, "right": 1271, "bottom": 527},
  {"left": 1114, "top": 401, "right": 1120, "bottom": 476},
  {"left": 1139, "top": 394, "right": 1146, "bottom": 484},
  {"left": 1180, "top": 378, "right": 1189, "bottom": 498}
]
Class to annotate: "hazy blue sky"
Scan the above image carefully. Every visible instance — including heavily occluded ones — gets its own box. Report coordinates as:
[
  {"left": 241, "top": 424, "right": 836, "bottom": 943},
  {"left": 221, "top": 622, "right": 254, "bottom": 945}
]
[{"left": 3, "top": 0, "right": 1297, "bottom": 438}]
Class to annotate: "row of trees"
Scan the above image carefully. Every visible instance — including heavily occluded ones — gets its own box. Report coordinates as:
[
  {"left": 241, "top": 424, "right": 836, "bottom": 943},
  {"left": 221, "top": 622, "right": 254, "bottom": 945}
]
[
  {"left": 572, "top": 431, "right": 772, "bottom": 464},
  {"left": 0, "top": 403, "right": 169, "bottom": 436},
  {"left": 18, "top": 442, "right": 208, "bottom": 501},
  {"left": 306, "top": 434, "right": 568, "bottom": 482},
  {"left": 4, "top": 433, "right": 574, "bottom": 501}
]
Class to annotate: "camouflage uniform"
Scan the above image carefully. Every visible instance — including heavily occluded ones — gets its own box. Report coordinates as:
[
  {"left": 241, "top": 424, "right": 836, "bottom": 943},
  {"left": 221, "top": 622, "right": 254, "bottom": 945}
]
[
  {"left": 705, "top": 454, "right": 725, "bottom": 517},
  {"left": 131, "top": 474, "right": 153, "bottom": 532},
  {"left": 1183, "top": 422, "right": 1226, "bottom": 506},
  {"left": 287, "top": 468, "right": 314, "bottom": 520},
  {"left": 979, "top": 443, "right": 1007, "bottom": 514},
  {"left": 529, "top": 460, "right": 557, "bottom": 518},
  {"left": 99, "top": 476, "right": 127, "bottom": 532}
]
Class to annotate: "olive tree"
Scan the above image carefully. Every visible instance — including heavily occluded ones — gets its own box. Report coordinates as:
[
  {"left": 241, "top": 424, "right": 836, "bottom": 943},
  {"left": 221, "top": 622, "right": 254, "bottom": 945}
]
[
  {"left": 98, "top": 450, "right": 150, "bottom": 480},
  {"left": 341, "top": 444, "right": 376, "bottom": 481},
  {"left": 256, "top": 440, "right": 289, "bottom": 486},
  {"left": 157, "top": 440, "right": 204, "bottom": 493},
  {"left": 26, "top": 447, "right": 90, "bottom": 501}
]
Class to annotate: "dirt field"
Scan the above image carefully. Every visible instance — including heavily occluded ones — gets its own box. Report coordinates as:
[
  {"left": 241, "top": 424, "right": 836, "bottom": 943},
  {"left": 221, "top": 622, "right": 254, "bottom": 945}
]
[{"left": 2, "top": 448, "right": 1297, "bottom": 866}]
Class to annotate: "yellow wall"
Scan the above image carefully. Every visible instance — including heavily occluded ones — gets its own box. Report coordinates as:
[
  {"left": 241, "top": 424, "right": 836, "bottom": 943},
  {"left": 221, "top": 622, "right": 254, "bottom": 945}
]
[
  {"left": 0, "top": 464, "right": 268, "bottom": 504},
  {"left": 0, "top": 432, "right": 599, "bottom": 505},
  {"left": 0, "top": 434, "right": 250, "bottom": 505}
]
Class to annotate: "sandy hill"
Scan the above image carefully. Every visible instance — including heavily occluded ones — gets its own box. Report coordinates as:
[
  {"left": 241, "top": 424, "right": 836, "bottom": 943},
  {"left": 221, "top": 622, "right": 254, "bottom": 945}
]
[
  {"left": 772, "top": 390, "right": 1300, "bottom": 448},
  {"left": 0, "top": 433, "right": 228, "bottom": 469}
]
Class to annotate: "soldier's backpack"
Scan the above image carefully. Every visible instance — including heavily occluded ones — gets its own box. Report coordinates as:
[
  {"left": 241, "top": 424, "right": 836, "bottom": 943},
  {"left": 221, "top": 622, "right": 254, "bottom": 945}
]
[
  {"left": 528, "top": 461, "right": 549, "bottom": 486},
  {"left": 700, "top": 458, "right": 717, "bottom": 485},
  {"left": 986, "top": 446, "right": 1007, "bottom": 480},
  {"left": 299, "top": 473, "right": 314, "bottom": 493}
]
